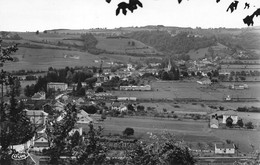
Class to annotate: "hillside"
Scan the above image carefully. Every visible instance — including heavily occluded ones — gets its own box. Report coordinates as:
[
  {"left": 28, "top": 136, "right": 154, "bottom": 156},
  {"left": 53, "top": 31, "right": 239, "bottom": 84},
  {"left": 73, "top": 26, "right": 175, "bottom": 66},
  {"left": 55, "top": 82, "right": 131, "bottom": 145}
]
[
  {"left": 1, "top": 32, "right": 158, "bottom": 71},
  {"left": 96, "top": 36, "right": 161, "bottom": 56},
  {"left": 125, "top": 31, "right": 217, "bottom": 54}
]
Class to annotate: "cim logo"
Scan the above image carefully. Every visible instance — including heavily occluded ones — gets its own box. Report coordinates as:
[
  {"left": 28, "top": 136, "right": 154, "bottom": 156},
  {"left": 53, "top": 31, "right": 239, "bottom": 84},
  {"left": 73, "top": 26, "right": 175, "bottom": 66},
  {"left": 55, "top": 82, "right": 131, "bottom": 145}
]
[{"left": 11, "top": 152, "right": 29, "bottom": 160}]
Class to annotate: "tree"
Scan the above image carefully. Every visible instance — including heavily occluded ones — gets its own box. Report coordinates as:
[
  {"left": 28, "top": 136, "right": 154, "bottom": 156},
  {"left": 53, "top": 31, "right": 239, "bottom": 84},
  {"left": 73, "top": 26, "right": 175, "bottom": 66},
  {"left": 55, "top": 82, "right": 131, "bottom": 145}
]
[
  {"left": 237, "top": 119, "right": 244, "bottom": 128},
  {"left": 0, "top": 40, "right": 35, "bottom": 164},
  {"left": 137, "top": 105, "right": 145, "bottom": 111},
  {"left": 123, "top": 127, "right": 134, "bottom": 136},
  {"left": 81, "top": 105, "right": 97, "bottom": 114},
  {"left": 245, "top": 121, "right": 254, "bottom": 129},
  {"left": 196, "top": 71, "right": 202, "bottom": 77},
  {"left": 161, "top": 71, "right": 170, "bottom": 80},
  {"left": 45, "top": 104, "right": 78, "bottom": 164},
  {"left": 109, "top": 0, "right": 259, "bottom": 27},
  {"left": 226, "top": 116, "right": 233, "bottom": 128},
  {"left": 74, "top": 124, "right": 107, "bottom": 164},
  {"left": 95, "top": 86, "right": 104, "bottom": 93},
  {"left": 127, "top": 104, "right": 135, "bottom": 111},
  {"left": 127, "top": 132, "right": 195, "bottom": 165},
  {"left": 76, "top": 79, "right": 82, "bottom": 91},
  {"left": 207, "top": 72, "right": 212, "bottom": 78},
  {"left": 36, "top": 30, "right": 39, "bottom": 35}
]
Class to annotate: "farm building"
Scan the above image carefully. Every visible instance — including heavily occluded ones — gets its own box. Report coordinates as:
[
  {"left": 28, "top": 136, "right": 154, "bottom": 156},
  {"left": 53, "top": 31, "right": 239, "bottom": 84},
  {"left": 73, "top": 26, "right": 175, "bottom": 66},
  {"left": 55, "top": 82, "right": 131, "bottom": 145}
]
[
  {"left": 229, "top": 84, "right": 248, "bottom": 90},
  {"left": 222, "top": 110, "right": 238, "bottom": 124},
  {"left": 214, "top": 143, "right": 235, "bottom": 154},
  {"left": 119, "top": 85, "right": 151, "bottom": 91},
  {"left": 47, "top": 82, "right": 68, "bottom": 91}
]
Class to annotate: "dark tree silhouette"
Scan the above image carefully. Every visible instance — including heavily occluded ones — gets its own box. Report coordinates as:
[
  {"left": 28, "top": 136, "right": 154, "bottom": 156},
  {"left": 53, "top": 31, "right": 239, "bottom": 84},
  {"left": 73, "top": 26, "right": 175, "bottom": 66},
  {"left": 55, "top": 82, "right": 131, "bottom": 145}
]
[
  {"left": 116, "top": 0, "right": 143, "bottom": 16},
  {"left": 244, "top": 3, "right": 250, "bottom": 9},
  {"left": 108, "top": 0, "right": 259, "bottom": 26},
  {"left": 244, "top": 8, "right": 260, "bottom": 26},
  {"left": 226, "top": 1, "right": 239, "bottom": 13}
]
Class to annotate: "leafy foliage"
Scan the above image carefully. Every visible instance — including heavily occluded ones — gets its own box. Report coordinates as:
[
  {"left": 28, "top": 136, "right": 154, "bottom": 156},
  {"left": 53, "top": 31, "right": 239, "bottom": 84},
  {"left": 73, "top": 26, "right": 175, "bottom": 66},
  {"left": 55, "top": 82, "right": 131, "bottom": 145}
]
[
  {"left": 127, "top": 132, "right": 195, "bottom": 165},
  {"left": 108, "top": 0, "right": 259, "bottom": 27},
  {"left": 0, "top": 40, "right": 34, "bottom": 163},
  {"left": 45, "top": 103, "right": 79, "bottom": 164},
  {"left": 245, "top": 121, "right": 254, "bottom": 129}
]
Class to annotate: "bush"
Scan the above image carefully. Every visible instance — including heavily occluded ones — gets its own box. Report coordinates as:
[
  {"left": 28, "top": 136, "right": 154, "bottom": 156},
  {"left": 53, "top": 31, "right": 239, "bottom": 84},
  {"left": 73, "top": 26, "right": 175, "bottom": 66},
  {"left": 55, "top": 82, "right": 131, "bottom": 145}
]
[
  {"left": 123, "top": 127, "right": 134, "bottom": 136},
  {"left": 245, "top": 122, "right": 254, "bottom": 129}
]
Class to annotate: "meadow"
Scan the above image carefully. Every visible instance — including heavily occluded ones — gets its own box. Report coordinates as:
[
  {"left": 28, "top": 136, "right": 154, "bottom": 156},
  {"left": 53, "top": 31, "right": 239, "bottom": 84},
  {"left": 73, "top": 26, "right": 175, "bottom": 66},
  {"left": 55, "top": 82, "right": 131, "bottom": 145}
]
[{"left": 112, "top": 81, "right": 260, "bottom": 102}]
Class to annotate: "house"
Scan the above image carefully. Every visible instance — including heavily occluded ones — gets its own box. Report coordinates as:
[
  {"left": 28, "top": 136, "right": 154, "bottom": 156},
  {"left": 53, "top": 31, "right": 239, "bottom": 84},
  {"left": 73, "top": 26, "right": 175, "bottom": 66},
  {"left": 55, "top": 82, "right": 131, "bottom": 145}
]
[
  {"left": 210, "top": 118, "right": 219, "bottom": 129},
  {"left": 47, "top": 82, "right": 68, "bottom": 91},
  {"left": 31, "top": 92, "right": 46, "bottom": 100},
  {"left": 222, "top": 110, "right": 238, "bottom": 124},
  {"left": 215, "top": 143, "right": 235, "bottom": 154},
  {"left": 77, "top": 110, "right": 93, "bottom": 124},
  {"left": 69, "top": 126, "right": 83, "bottom": 136},
  {"left": 25, "top": 109, "right": 48, "bottom": 126},
  {"left": 111, "top": 102, "right": 128, "bottom": 112},
  {"left": 76, "top": 98, "right": 85, "bottom": 105},
  {"left": 8, "top": 135, "right": 35, "bottom": 152},
  {"left": 33, "top": 133, "right": 49, "bottom": 151}
]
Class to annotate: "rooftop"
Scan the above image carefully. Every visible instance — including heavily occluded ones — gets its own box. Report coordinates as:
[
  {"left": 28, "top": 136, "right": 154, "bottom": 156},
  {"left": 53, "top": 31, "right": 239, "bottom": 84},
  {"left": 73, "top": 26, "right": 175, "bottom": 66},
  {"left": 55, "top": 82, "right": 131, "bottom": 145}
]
[{"left": 215, "top": 143, "right": 234, "bottom": 149}]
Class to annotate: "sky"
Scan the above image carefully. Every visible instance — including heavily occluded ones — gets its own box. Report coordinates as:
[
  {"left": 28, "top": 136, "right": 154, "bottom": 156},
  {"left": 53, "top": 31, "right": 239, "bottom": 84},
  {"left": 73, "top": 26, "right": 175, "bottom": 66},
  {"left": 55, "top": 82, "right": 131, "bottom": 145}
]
[{"left": 0, "top": 0, "right": 260, "bottom": 32}]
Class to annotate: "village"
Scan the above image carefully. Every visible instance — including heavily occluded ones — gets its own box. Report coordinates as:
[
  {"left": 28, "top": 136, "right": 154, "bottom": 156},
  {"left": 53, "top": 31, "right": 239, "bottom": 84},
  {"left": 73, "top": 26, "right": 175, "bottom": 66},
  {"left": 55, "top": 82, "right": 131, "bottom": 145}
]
[{"left": 3, "top": 53, "right": 259, "bottom": 164}]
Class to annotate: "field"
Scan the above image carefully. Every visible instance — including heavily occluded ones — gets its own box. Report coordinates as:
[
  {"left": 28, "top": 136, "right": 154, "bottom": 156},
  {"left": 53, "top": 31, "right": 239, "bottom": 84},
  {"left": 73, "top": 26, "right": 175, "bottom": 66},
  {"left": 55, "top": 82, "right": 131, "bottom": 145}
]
[
  {"left": 113, "top": 81, "right": 260, "bottom": 101},
  {"left": 2, "top": 32, "right": 157, "bottom": 71},
  {"left": 89, "top": 116, "right": 260, "bottom": 153},
  {"left": 2, "top": 47, "right": 145, "bottom": 71}
]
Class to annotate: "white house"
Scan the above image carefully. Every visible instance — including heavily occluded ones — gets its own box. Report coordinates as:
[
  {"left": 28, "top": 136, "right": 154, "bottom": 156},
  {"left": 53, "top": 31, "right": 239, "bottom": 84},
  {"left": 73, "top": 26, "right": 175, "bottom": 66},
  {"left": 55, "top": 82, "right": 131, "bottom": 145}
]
[
  {"left": 222, "top": 110, "right": 238, "bottom": 124},
  {"left": 111, "top": 102, "right": 128, "bottom": 112},
  {"left": 25, "top": 110, "right": 48, "bottom": 126},
  {"left": 77, "top": 110, "right": 94, "bottom": 124},
  {"left": 215, "top": 143, "right": 235, "bottom": 154},
  {"left": 8, "top": 136, "right": 35, "bottom": 153},
  {"left": 47, "top": 82, "right": 68, "bottom": 91},
  {"left": 210, "top": 118, "right": 219, "bottom": 129},
  {"left": 33, "top": 133, "right": 49, "bottom": 151}
]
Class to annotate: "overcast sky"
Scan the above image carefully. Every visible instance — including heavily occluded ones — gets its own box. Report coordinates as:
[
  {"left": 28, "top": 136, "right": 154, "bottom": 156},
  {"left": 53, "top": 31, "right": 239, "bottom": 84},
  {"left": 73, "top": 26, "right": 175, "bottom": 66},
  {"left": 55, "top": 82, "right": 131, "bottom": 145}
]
[{"left": 0, "top": 0, "right": 260, "bottom": 31}]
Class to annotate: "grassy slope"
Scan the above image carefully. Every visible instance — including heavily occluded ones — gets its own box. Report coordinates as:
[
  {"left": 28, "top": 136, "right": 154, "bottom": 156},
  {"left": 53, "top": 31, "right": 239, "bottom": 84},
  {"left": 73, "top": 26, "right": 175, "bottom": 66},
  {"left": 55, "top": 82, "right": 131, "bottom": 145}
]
[
  {"left": 96, "top": 37, "right": 159, "bottom": 55},
  {"left": 3, "top": 32, "right": 155, "bottom": 71}
]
